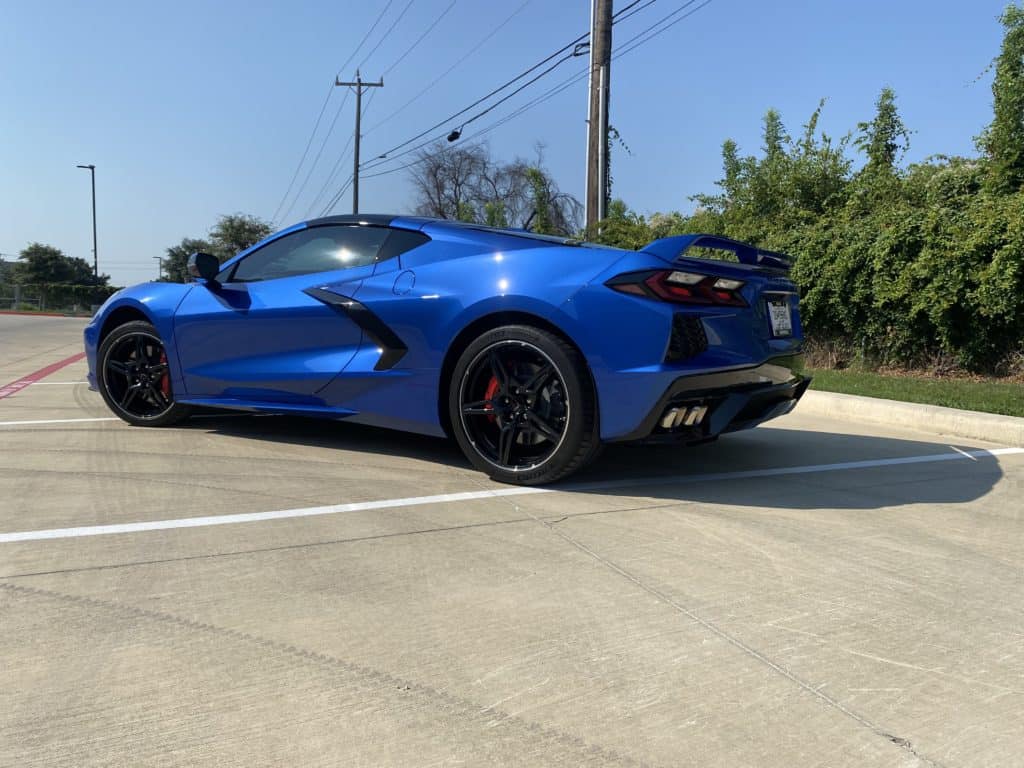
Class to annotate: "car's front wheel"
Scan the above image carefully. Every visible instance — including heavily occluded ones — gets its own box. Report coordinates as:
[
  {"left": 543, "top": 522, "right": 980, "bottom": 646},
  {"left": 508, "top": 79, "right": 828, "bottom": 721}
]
[
  {"left": 97, "top": 320, "right": 192, "bottom": 427},
  {"left": 449, "top": 325, "right": 598, "bottom": 485}
]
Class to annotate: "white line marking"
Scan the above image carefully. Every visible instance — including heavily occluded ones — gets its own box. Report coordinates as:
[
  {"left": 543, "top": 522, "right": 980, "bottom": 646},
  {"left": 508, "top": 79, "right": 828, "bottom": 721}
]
[
  {"left": 1, "top": 447, "right": 1021, "bottom": 543},
  {"left": 29, "top": 381, "right": 86, "bottom": 386},
  {"left": 951, "top": 445, "right": 979, "bottom": 462},
  {"left": 0, "top": 417, "right": 119, "bottom": 427}
]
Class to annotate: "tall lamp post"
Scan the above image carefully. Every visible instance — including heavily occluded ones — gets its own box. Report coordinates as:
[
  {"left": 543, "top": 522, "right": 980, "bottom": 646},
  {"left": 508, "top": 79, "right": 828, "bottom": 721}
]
[{"left": 76, "top": 164, "right": 98, "bottom": 276}]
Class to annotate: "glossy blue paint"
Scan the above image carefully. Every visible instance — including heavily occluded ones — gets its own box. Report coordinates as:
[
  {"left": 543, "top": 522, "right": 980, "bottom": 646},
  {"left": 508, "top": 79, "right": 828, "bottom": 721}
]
[
  {"left": 173, "top": 268, "right": 370, "bottom": 401},
  {"left": 83, "top": 280, "right": 194, "bottom": 392},
  {"left": 84, "top": 216, "right": 806, "bottom": 443}
]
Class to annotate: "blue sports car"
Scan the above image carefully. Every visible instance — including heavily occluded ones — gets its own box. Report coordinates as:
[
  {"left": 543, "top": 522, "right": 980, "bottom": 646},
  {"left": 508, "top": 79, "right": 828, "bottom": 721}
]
[{"left": 84, "top": 215, "right": 809, "bottom": 484}]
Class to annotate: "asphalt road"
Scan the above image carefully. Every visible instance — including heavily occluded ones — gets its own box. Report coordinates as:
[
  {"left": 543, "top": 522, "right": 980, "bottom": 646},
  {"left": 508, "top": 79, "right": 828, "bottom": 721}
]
[{"left": 1, "top": 314, "right": 1022, "bottom": 768}]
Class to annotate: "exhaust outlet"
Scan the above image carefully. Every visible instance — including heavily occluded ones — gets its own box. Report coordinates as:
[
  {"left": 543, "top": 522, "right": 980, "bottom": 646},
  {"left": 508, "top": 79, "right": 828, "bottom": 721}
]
[
  {"left": 683, "top": 405, "right": 708, "bottom": 427},
  {"left": 659, "top": 408, "right": 680, "bottom": 429}
]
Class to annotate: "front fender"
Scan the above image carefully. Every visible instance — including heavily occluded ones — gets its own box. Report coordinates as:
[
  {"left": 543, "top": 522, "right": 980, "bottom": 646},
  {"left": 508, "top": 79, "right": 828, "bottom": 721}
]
[{"left": 85, "top": 282, "right": 195, "bottom": 392}]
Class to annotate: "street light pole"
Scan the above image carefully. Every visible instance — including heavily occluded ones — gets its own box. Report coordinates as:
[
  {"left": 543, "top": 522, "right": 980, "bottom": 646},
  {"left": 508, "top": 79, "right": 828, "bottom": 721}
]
[{"left": 76, "top": 164, "right": 97, "bottom": 276}]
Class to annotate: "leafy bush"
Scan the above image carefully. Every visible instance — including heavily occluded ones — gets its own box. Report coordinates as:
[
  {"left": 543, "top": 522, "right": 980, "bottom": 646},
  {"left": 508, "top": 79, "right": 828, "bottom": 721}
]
[{"left": 594, "top": 6, "right": 1024, "bottom": 373}]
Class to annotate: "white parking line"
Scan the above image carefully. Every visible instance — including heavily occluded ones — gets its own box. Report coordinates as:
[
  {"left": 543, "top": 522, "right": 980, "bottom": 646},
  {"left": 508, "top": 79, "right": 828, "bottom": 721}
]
[
  {"left": 0, "top": 417, "right": 120, "bottom": 427},
  {"left": 29, "top": 381, "right": 87, "bottom": 386},
  {"left": 1, "top": 447, "right": 1021, "bottom": 543}
]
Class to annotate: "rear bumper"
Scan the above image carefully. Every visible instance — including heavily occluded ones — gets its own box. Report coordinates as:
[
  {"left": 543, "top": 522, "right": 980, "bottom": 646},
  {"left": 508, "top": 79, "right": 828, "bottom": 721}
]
[{"left": 609, "top": 355, "right": 811, "bottom": 443}]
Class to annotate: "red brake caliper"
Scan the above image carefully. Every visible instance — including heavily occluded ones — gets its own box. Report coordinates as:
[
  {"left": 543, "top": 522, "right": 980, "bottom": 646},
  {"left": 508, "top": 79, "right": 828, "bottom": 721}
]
[
  {"left": 159, "top": 351, "right": 170, "bottom": 398},
  {"left": 484, "top": 376, "right": 499, "bottom": 423}
]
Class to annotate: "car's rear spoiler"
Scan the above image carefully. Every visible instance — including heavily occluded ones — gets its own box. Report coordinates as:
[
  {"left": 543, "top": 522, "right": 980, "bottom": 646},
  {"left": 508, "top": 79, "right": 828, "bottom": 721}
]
[{"left": 640, "top": 234, "right": 792, "bottom": 271}]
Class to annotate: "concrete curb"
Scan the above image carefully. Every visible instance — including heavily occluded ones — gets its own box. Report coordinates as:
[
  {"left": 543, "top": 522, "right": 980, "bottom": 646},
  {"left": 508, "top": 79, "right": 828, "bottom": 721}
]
[{"left": 798, "top": 390, "right": 1024, "bottom": 447}]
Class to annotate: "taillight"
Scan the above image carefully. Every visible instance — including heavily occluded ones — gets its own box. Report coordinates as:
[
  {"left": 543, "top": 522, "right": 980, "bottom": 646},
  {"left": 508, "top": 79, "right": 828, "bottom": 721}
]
[{"left": 606, "top": 270, "right": 747, "bottom": 307}]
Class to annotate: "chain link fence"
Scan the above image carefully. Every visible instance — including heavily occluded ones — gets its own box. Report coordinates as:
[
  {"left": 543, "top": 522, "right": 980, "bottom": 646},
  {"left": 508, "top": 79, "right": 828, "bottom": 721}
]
[{"left": 0, "top": 281, "right": 120, "bottom": 315}]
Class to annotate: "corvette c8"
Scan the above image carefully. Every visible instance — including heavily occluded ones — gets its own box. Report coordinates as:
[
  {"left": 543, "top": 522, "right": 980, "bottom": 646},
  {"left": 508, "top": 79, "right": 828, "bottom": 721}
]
[{"left": 84, "top": 215, "right": 809, "bottom": 484}]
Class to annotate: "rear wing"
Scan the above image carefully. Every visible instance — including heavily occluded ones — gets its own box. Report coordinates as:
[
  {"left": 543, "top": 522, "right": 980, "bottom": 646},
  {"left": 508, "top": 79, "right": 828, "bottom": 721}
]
[{"left": 640, "top": 234, "right": 792, "bottom": 271}]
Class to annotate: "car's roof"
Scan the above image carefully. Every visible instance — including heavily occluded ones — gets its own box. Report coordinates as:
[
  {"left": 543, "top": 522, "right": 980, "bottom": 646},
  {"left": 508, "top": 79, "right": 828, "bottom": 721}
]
[
  {"left": 303, "top": 214, "right": 622, "bottom": 250},
  {"left": 304, "top": 213, "right": 414, "bottom": 228}
]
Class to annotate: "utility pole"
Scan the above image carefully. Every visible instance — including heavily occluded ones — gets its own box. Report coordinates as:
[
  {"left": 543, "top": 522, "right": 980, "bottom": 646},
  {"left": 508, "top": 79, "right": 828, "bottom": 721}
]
[
  {"left": 153, "top": 255, "right": 163, "bottom": 280},
  {"left": 76, "top": 164, "right": 98, "bottom": 275},
  {"left": 585, "top": 0, "right": 612, "bottom": 233},
  {"left": 335, "top": 70, "right": 383, "bottom": 214}
]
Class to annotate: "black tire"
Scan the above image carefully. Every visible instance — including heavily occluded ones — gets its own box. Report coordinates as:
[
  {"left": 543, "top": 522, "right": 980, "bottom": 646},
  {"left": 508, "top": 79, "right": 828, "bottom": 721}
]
[
  {"left": 97, "top": 320, "right": 193, "bottom": 427},
  {"left": 448, "top": 325, "right": 599, "bottom": 485}
]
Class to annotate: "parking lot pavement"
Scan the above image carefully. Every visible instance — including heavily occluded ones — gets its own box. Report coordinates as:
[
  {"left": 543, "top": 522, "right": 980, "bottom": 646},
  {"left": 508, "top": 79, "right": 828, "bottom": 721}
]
[{"left": 2, "top": 315, "right": 1023, "bottom": 767}]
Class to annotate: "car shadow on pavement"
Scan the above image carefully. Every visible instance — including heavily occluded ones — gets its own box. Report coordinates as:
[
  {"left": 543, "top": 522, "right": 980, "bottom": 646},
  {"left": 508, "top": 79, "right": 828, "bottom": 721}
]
[
  {"left": 569, "top": 426, "right": 1006, "bottom": 510},
  {"left": 185, "top": 413, "right": 1005, "bottom": 511},
  {"left": 185, "top": 412, "right": 471, "bottom": 469}
]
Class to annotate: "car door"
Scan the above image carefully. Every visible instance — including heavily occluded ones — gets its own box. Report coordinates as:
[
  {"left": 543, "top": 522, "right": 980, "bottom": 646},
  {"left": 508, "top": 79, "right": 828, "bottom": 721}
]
[{"left": 172, "top": 224, "right": 391, "bottom": 403}]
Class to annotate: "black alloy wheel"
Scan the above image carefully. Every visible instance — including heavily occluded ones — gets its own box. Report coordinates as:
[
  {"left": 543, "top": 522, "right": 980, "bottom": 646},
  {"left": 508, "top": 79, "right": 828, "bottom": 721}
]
[
  {"left": 97, "top": 320, "right": 192, "bottom": 427},
  {"left": 450, "top": 325, "right": 599, "bottom": 485}
]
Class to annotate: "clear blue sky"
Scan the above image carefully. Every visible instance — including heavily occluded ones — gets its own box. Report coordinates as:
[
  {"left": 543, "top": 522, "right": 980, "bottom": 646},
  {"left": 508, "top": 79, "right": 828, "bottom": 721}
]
[{"left": 0, "top": 0, "right": 1009, "bottom": 286}]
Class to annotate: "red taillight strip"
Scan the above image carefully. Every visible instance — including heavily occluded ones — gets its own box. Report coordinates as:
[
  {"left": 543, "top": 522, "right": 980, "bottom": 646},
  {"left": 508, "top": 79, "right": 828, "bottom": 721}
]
[{"left": 607, "top": 270, "right": 747, "bottom": 307}]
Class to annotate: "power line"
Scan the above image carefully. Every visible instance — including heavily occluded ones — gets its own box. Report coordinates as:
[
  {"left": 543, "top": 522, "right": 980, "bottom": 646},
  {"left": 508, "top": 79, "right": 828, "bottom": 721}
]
[
  {"left": 321, "top": 0, "right": 685, "bottom": 206},
  {"left": 320, "top": 174, "right": 356, "bottom": 216},
  {"left": 291, "top": 0, "right": 441, "bottom": 220},
  {"left": 363, "top": 0, "right": 534, "bottom": 136},
  {"left": 305, "top": 79, "right": 391, "bottom": 216},
  {"left": 609, "top": 0, "right": 659, "bottom": 26},
  {"left": 270, "top": 85, "right": 333, "bottom": 224},
  {"left": 358, "top": 0, "right": 666, "bottom": 175},
  {"left": 358, "top": 0, "right": 417, "bottom": 71},
  {"left": 494, "top": 0, "right": 713, "bottom": 136},
  {"left": 306, "top": 134, "right": 355, "bottom": 217},
  {"left": 382, "top": 0, "right": 458, "bottom": 76},
  {"left": 359, "top": 51, "right": 579, "bottom": 174},
  {"left": 363, "top": 31, "right": 591, "bottom": 164},
  {"left": 345, "top": 0, "right": 400, "bottom": 72},
  {"left": 270, "top": 0, "right": 398, "bottom": 223},
  {"left": 360, "top": 0, "right": 714, "bottom": 181},
  {"left": 306, "top": 84, "right": 387, "bottom": 218},
  {"left": 278, "top": 88, "right": 351, "bottom": 224},
  {"left": 612, "top": 0, "right": 712, "bottom": 58}
]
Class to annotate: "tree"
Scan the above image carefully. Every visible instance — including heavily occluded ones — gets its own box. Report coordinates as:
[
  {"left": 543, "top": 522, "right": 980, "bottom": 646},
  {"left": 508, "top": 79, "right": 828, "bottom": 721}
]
[
  {"left": 855, "top": 87, "right": 910, "bottom": 178},
  {"left": 524, "top": 166, "right": 582, "bottom": 236},
  {"left": 762, "top": 108, "right": 788, "bottom": 163},
  {"left": 162, "top": 237, "right": 213, "bottom": 283},
  {"left": 160, "top": 214, "right": 274, "bottom": 283},
  {"left": 17, "top": 243, "right": 109, "bottom": 285},
  {"left": 981, "top": 4, "right": 1024, "bottom": 193},
  {"left": 410, "top": 143, "right": 492, "bottom": 221},
  {"left": 408, "top": 143, "right": 581, "bottom": 235},
  {"left": 209, "top": 214, "right": 274, "bottom": 262},
  {"left": 596, "top": 200, "right": 654, "bottom": 250}
]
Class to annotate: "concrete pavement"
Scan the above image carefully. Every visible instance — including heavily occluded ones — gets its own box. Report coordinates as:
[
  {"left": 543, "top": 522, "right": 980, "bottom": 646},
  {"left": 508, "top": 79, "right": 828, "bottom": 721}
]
[{"left": 1, "top": 314, "right": 1022, "bottom": 767}]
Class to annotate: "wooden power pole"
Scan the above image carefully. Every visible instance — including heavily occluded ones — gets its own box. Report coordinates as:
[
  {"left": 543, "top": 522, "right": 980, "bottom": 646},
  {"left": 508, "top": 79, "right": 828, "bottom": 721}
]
[
  {"left": 335, "top": 70, "right": 383, "bottom": 214},
  {"left": 585, "top": 0, "right": 612, "bottom": 232}
]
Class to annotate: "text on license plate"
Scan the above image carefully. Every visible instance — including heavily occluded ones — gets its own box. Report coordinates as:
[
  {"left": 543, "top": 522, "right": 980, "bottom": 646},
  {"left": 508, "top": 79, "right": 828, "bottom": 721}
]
[{"left": 767, "top": 298, "right": 792, "bottom": 337}]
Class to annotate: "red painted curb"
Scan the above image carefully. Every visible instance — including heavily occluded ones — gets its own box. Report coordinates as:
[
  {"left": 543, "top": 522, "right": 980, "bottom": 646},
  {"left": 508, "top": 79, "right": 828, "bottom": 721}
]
[{"left": 0, "top": 352, "right": 87, "bottom": 400}]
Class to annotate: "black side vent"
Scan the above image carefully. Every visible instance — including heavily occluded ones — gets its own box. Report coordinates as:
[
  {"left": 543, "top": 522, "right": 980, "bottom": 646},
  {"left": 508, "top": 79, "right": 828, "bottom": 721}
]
[{"left": 665, "top": 314, "right": 708, "bottom": 363}]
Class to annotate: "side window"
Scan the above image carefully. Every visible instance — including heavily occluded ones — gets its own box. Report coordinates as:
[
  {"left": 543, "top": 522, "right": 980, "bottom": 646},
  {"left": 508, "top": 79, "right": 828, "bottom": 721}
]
[
  {"left": 378, "top": 229, "right": 430, "bottom": 263},
  {"left": 227, "top": 225, "right": 390, "bottom": 282}
]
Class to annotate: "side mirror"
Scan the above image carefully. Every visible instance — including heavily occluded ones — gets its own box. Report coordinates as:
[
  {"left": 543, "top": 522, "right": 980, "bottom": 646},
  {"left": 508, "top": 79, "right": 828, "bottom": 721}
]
[{"left": 187, "top": 252, "right": 220, "bottom": 285}]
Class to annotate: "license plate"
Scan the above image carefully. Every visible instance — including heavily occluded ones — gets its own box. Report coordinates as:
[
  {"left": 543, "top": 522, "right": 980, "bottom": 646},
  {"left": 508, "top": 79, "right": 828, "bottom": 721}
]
[{"left": 767, "top": 297, "right": 792, "bottom": 337}]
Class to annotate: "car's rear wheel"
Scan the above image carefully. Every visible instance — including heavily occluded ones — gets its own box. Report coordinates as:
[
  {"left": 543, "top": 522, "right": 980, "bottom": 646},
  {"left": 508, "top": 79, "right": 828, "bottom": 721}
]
[
  {"left": 97, "top": 320, "right": 192, "bottom": 427},
  {"left": 449, "top": 325, "right": 598, "bottom": 485}
]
